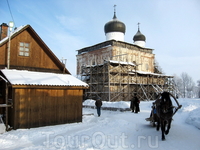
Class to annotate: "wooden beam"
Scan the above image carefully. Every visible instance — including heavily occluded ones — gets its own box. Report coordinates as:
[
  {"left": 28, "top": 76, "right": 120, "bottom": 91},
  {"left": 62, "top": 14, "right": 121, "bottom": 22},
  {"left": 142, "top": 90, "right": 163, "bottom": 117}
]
[{"left": 0, "top": 104, "right": 12, "bottom": 107}]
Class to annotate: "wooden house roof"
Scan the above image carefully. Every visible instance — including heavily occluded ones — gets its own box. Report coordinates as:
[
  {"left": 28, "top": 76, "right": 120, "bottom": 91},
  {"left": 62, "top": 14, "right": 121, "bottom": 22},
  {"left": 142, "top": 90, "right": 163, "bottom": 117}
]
[
  {"left": 1, "top": 69, "right": 88, "bottom": 88},
  {"left": 0, "top": 25, "right": 70, "bottom": 74}
]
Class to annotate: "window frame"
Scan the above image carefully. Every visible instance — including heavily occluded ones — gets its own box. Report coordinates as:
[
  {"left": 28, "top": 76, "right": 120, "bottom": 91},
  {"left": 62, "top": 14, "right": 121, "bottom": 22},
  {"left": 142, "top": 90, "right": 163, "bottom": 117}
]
[{"left": 18, "top": 42, "right": 30, "bottom": 57}]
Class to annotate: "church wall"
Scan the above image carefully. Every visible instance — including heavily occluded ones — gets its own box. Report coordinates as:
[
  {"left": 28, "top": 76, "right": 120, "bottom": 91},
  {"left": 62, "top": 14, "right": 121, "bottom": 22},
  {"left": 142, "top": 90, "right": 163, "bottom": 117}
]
[
  {"left": 77, "top": 43, "right": 155, "bottom": 75},
  {"left": 112, "top": 46, "right": 155, "bottom": 73},
  {"left": 76, "top": 46, "right": 112, "bottom": 75}
]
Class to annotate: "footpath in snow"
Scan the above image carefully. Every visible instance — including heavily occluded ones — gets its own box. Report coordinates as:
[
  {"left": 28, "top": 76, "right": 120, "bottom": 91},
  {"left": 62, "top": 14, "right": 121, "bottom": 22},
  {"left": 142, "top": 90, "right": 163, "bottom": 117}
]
[{"left": 0, "top": 98, "right": 200, "bottom": 150}]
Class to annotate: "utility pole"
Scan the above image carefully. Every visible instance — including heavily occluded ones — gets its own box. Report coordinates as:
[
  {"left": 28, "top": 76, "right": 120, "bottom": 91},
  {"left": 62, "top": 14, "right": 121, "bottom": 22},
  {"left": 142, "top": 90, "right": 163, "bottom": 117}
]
[
  {"left": 7, "top": 21, "right": 14, "bottom": 69},
  {"left": 61, "top": 57, "right": 67, "bottom": 73}
]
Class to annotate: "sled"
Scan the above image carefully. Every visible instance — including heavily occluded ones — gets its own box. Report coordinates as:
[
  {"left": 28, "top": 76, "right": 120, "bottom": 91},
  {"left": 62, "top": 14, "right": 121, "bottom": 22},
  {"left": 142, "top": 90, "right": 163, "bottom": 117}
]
[{"left": 145, "top": 103, "right": 158, "bottom": 127}]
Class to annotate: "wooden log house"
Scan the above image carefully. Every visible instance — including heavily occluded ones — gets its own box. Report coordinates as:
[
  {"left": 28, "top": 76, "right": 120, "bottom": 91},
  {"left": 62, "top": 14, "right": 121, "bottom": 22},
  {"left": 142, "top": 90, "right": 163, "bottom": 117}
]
[
  {"left": 0, "top": 69, "right": 88, "bottom": 129},
  {"left": 0, "top": 23, "right": 88, "bottom": 130}
]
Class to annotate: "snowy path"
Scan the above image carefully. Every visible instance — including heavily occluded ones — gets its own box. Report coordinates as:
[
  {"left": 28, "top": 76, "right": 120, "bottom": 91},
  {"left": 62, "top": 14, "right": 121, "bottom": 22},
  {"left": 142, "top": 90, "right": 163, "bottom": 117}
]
[{"left": 0, "top": 98, "right": 200, "bottom": 150}]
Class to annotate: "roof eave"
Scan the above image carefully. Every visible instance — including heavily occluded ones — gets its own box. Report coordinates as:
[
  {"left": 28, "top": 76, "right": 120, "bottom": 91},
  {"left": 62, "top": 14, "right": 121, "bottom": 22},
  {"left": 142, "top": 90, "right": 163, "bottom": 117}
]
[{"left": 11, "top": 84, "right": 89, "bottom": 89}]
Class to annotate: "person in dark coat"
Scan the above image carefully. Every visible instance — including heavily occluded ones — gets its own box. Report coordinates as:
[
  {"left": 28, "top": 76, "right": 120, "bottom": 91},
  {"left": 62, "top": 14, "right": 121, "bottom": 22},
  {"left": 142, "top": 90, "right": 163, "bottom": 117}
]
[
  {"left": 133, "top": 94, "right": 140, "bottom": 113},
  {"left": 130, "top": 96, "right": 135, "bottom": 112},
  {"left": 95, "top": 99, "right": 102, "bottom": 117},
  {"left": 130, "top": 94, "right": 140, "bottom": 113}
]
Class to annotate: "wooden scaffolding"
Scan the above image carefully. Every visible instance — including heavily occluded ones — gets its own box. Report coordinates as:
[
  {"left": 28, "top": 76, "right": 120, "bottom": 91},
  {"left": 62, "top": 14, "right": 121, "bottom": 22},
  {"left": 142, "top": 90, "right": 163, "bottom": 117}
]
[{"left": 81, "top": 60, "right": 175, "bottom": 101}]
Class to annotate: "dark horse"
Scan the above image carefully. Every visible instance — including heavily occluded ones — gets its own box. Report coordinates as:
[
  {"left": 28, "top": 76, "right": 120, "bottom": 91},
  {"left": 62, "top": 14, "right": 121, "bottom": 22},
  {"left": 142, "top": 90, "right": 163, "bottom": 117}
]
[{"left": 155, "top": 92, "right": 174, "bottom": 141}]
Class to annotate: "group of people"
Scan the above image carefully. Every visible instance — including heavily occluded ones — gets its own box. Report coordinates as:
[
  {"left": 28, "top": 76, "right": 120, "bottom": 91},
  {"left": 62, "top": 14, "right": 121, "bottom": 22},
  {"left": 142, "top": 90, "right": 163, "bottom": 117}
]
[
  {"left": 130, "top": 93, "right": 140, "bottom": 113},
  {"left": 95, "top": 93, "right": 140, "bottom": 116}
]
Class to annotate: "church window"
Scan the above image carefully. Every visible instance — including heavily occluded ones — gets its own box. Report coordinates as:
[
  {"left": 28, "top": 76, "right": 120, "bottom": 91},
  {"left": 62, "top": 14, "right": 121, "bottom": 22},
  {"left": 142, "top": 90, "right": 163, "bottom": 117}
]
[
  {"left": 92, "top": 59, "right": 95, "bottom": 65},
  {"left": 146, "top": 64, "right": 149, "bottom": 71}
]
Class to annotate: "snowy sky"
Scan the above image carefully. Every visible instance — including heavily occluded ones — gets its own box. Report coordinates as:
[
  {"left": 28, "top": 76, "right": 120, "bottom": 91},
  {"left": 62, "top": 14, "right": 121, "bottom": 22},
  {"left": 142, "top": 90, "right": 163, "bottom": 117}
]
[{"left": 1, "top": 0, "right": 200, "bottom": 83}]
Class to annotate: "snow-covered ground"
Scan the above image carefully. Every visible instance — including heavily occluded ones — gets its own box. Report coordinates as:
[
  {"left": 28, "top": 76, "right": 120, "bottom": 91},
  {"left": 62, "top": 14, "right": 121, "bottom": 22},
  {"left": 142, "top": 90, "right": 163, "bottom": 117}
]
[{"left": 0, "top": 98, "right": 200, "bottom": 150}]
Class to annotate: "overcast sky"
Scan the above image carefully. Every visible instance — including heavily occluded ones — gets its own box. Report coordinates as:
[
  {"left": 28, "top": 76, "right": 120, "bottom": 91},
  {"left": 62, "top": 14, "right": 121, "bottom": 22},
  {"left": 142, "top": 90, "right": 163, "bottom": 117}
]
[{"left": 1, "top": 0, "right": 200, "bottom": 83}]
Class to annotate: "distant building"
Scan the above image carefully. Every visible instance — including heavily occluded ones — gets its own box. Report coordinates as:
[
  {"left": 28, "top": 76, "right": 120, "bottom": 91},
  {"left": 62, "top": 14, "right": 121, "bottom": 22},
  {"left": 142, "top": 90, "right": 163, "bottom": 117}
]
[
  {"left": 0, "top": 23, "right": 88, "bottom": 130},
  {"left": 76, "top": 9, "right": 174, "bottom": 101}
]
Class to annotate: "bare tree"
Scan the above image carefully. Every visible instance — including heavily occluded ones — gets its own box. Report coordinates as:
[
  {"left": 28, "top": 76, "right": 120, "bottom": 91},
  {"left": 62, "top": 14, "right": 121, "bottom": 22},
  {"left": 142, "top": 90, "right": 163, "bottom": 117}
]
[
  {"left": 173, "top": 74, "right": 183, "bottom": 98},
  {"left": 181, "top": 72, "right": 187, "bottom": 98},
  {"left": 154, "top": 59, "right": 163, "bottom": 74},
  {"left": 173, "top": 73, "right": 198, "bottom": 98},
  {"left": 197, "top": 80, "right": 200, "bottom": 98},
  {"left": 197, "top": 80, "right": 200, "bottom": 86},
  {"left": 186, "top": 76, "right": 195, "bottom": 98},
  {"left": 180, "top": 72, "right": 195, "bottom": 98}
]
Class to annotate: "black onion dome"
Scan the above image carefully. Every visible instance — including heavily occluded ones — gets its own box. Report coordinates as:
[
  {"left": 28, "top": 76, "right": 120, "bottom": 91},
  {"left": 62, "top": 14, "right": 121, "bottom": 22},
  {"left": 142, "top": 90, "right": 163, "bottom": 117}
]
[
  {"left": 133, "top": 29, "right": 146, "bottom": 41},
  {"left": 104, "top": 13, "right": 126, "bottom": 34}
]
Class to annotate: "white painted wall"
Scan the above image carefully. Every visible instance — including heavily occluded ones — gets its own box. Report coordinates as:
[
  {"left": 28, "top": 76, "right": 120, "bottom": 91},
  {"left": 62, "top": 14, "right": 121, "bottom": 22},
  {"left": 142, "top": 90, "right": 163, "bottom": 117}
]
[
  {"left": 134, "top": 41, "right": 146, "bottom": 47},
  {"left": 106, "top": 32, "right": 124, "bottom": 41}
]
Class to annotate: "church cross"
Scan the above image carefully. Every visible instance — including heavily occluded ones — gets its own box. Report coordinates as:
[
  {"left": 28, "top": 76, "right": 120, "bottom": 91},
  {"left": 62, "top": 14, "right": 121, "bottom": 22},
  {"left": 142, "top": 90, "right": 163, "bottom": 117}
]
[
  {"left": 114, "top": 5, "right": 116, "bottom": 13},
  {"left": 137, "top": 22, "right": 140, "bottom": 29}
]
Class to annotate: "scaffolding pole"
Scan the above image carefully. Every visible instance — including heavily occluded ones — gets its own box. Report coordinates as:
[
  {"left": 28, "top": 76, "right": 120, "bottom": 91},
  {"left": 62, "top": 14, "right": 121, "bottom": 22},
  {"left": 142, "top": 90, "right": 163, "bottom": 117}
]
[{"left": 140, "top": 84, "right": 149, "bottom": 100}]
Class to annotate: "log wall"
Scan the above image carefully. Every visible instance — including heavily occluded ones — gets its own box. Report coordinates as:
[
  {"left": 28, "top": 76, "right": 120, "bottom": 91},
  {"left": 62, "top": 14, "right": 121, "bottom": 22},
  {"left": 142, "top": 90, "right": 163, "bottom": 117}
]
[{"left": 10, "top": 88, "right": 83, "bottom": 129}]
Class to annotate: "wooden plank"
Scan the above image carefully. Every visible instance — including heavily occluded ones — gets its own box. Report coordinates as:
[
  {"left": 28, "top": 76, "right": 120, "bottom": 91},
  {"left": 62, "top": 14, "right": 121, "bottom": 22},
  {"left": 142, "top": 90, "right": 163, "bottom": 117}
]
[
  {"left": 61, "top": 90, "right": 66, "bottom": 124},
  {"left": 57, "top": 90, "right": 63, "bottom": 123},
  {"left": 51, "top": 89, "right": 57, "bottom": 125},
  {"left": 75, "top": 89, "right": 82, "bottom": 122},
  {"left": 12, "top": 87, "right": 84, "bottom": 129},
  {"left": 30, "top": 88, "right": 37, "bottom": 127},
  {"left": 33, "top": 89, "right": 40, "bottom": 127},
  {"left": 26, "top": 88, "right": 31, "bottom": 128},
  {"left": 43, "top": 89, "right": 49, "bottom": 126},
  {"left": 66, "top": 89, "right": 73, "bottom": 122},
  {"left": 17, "top": 89, "right": 27, "bottom": 128},
  {"left": 38, "top": 89, "right": 43, "bottom": 127},
  {"left": 63, "top": 90, "right": 69, "bottom": 123},
  {"left": 48, "top": 89, "right": 55, "bottom": 125}
]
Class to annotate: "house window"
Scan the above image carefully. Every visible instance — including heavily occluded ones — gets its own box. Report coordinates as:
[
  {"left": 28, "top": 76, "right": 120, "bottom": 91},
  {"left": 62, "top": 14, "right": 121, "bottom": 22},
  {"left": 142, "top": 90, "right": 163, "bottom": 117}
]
[{"left": 19, "top": 42, "right": 30, "bottom": 56}]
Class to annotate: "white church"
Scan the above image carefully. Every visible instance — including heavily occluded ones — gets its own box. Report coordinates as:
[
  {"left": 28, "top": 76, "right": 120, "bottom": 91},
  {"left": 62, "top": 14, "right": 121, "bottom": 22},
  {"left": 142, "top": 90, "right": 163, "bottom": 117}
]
[{"left": 76, "top": 7, "right": 174, "bottom": 101}]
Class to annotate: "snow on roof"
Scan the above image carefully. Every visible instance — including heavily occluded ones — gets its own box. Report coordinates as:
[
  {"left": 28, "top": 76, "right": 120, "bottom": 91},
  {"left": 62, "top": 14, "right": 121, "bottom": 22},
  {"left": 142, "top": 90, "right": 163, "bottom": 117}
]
[
  {"left": 109, "top": 60, "right": 136, "bottom": 66},
  {"left": 136, "top": 70, "right": 173, "bottom": 77},
  {"left": 84, "top": 60, "right": 136, "bottom": 68},
  {"left": 1, "top": 69, "right": 89, "bottom": 87}
]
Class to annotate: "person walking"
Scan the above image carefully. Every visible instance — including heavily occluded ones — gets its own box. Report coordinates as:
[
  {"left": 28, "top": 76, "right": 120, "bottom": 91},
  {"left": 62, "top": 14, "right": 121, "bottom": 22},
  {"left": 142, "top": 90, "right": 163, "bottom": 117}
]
[{"left": 95, "top": 98, "right": 102, "bottom": 117}]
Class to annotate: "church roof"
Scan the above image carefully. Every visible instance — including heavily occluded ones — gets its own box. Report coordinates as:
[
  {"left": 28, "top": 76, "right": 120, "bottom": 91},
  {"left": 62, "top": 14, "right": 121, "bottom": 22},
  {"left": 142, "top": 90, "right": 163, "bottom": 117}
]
[
  {"left": 77, "top": 40, "right": 153, "bottom": 55},
  {"left": 104, "top": 12, "right": 126, "bottom": 34},
  {"left": 133, "top": 27, "right": 146, "bottom": 42}
]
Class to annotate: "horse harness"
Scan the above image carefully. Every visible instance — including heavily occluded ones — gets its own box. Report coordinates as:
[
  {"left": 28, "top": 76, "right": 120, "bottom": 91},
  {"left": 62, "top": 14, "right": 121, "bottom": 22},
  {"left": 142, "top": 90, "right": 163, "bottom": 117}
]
[{"left": 155, "top": 100, "right": 175, "bottom": 120}]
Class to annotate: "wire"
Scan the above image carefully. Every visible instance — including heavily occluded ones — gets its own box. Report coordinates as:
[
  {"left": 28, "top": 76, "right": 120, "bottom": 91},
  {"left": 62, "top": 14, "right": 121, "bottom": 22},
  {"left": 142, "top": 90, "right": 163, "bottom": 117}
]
[{"left": 6, "top": 0, "right": 16, "bottom": 27}]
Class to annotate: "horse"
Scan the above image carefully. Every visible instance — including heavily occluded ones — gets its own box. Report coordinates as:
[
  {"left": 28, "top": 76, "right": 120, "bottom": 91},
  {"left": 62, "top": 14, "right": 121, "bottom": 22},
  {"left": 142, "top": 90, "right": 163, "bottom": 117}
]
[{"left": 155, "top": 92, "right": 174, "bottom": 141}]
